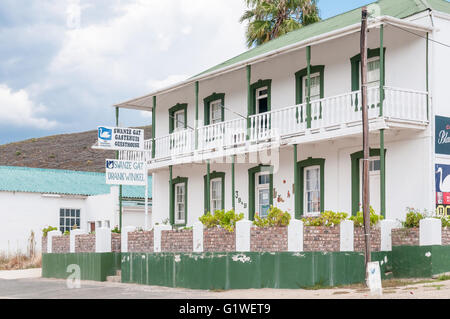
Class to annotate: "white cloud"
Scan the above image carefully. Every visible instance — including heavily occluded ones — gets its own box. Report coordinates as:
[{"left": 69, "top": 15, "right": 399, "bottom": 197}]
[{"left": 0, "top": 84, "right": 57, "bottom": 129}]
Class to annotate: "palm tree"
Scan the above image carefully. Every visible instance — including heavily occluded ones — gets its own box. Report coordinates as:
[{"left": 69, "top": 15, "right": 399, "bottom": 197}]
[{"left": 240, "top": 0, "right": 320, "bottom": 48}]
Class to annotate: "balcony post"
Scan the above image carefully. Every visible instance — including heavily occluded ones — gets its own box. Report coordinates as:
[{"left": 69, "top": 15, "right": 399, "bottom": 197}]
[
  {"left": 232, "top": 155, "right": 235, "bottom": 211},
  {"left": 195, "top": 81, "right": 199, "bottom": 150},
  {"left": 306, "top": 46, "right": 312, "bottom": 129},
  {"left": 169, "top": 165, "right": 174, "bottom": 225},
  {"left": 294, "top": 144, "right": 301, "bottom": 219},
  {"left": 206, "top": 160, "right": 211, "bottom": 213},
  {"left": 115, "top": 106, "right": 123, "bottom": 231},
  {"left": 379, "top": 24, "right": 384, "bottom": 117},
  {"left": 152, "top": 96, "right": 156, "bottom": 159},
  {"left": 246, "top": 65, "right": 251, "bottom": 140}
]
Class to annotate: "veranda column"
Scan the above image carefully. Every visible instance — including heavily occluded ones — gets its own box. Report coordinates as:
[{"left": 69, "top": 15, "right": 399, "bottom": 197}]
[
  {"left": 246, "top": 65, "right": 251, "bottom": 140},
  {"left": 152, "top": 96, "right": 156, "bottom": 159},
  {"left": 379, "top": 24, "right": 386, "bottom": 218},
  {"left": 306, "top": 46, "right": 312, "bottom": 129},
  {"left": 294, "top": 144, "right": 301, "bottom": 219},
  {"left": 206, "top": 160, "right": 211, "bottom": 213},
  {"left": 232, "top": 155, "right": 236, "bottom": 211},
  {"left": 169, "top": 165, "right": 174, "bottom": 225},
  {"left": 195, "top": 81, "right": 199, "bottom": 150}
]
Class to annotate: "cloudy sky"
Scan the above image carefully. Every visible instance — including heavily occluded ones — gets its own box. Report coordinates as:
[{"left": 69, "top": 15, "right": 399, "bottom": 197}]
[{"left": 0, "top": 0, "right": 372, "bottom": 144}]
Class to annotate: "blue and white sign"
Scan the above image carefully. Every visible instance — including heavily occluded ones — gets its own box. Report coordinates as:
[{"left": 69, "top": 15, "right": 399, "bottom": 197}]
[
  {"left": 97, "top": 126, "right": 144, "bottom": 151},
  {"left": 105, "top": 159, "right": 146, "bottom": 186},
  {"left": 436, "top": 116, "right": 450, "bottom": 156}
]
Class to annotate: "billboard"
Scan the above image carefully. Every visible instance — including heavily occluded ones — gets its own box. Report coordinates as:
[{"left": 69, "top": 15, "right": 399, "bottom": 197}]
[
  {"left": 435, "top": 116, "right": 450, "bottom": 156},
  {"left": 106, "top": 159, "right": 146, "bottom": 186},
  {"left": 436, "top": 163, "right": 450, "bottom": 216},
  {"left": 98, "top": 126, "right": 144, "bottom": 151}
]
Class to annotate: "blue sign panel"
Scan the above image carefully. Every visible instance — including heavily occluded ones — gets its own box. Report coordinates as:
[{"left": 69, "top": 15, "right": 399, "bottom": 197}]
[{"left": 436, "top": 116, "right": 450, "bottom": 155}]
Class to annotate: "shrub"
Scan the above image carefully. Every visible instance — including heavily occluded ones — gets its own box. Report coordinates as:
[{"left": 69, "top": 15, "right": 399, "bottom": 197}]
[
  {"left": 253, "top": 206, "right": 291, "bottom": 227},
  {"left": 349, "top": 206, "right": 384, "bottom": 227},
  {"left": 111, "top": 226, "right": 121, "bottom": 234},
  {"left": 42, "top": 226, "right": 58, "bottom": 237},
  {"left": 63, "top": 231, "right": 70, "bottom": 236},
  {"left": 302, "top": 211, "right": 348, "bottom": 227},
  {"left": 402, "top": 208, "right": 425, "bottom": 228},
  {"left": 199, "top": 209, "right": 244, "bottom": 232}
]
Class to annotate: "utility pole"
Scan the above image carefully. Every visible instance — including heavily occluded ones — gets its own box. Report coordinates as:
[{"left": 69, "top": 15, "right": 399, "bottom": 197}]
[{"left": 361, "top": 6, "right": 372, "bottom": 278}]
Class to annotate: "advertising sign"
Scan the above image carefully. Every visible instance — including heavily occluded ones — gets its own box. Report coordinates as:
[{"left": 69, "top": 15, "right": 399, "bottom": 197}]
[
  {"left": 435, "top": 116, "right": 450, "bottom": 156},
  {"left": 436, "top": 163, "right": 450, "bottom": 216},
  {"left": 105, "top": 159, "right": 146, "bottom": 186},
  {"left": 98, "top": 126, "right": 144, "bottom": 151}
]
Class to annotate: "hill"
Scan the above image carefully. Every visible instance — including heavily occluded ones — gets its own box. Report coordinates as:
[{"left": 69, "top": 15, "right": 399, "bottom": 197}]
[{"left": 0, "top": 126, "right": 152, "bottom": 173}]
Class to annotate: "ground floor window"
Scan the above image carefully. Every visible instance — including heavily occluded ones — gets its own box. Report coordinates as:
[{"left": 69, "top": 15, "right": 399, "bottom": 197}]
[
  {"left": 59, "top": 208, "right": 80, "bottom": 233},
  {"left": 204, "top": 171, "right": 225, "bottom": 214},
  {"left": 248, "top": 165, "right": 273, "bottom": 220},
  {"left": 359, "top": 157, "right": 381, "bottom": 214},
  {"left": 304, "top": 166, "right": 321, "bottom": 215},
  {"left": 211, "top": 178, "right": 222, "bottom": 212},
  {"left": 175, "top": 183, "right": 186, "bottom": 224}
]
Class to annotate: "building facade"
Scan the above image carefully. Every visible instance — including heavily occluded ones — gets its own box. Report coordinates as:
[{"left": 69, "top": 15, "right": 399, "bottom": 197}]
[{"left": 116, "top": 0, "right": 450, "bottom": 228}]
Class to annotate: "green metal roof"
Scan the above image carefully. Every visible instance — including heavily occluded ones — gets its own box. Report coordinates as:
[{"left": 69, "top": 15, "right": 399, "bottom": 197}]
[
  {"left": 194, "top": 0, "right": 449, "bottom": 78},
  {"left": 0, "top": 166, "right": 152, "bottom": 199}
]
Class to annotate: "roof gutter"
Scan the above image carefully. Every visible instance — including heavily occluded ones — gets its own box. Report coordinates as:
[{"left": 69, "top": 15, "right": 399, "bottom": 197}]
[{"left": 114, "top": 15, "right": 433, "bottom": 110}]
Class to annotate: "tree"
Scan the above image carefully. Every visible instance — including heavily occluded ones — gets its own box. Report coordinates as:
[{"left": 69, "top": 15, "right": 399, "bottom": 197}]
[{"left": 240, "top": 0, "right": 320, "bottom": 48}]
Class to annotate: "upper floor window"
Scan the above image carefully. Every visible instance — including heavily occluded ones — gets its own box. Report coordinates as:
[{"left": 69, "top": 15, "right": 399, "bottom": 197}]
[
  {"left": 365, "top": 57, "right": 380, "bottom": 88},
  {"left": 256, "top": 87, "right": 269, "bottom": 114},
  {"left": 174, "top": 110, "right": 185, "bottom": 132},
  {"left": 169, "top": 103, "right": 187, "bottom": 134},
  {"left": 303, "top": 73, "right": 321, "bottom": 103},
  {"left": 210, "top": 100, "right": 222, "bottom": 125}
]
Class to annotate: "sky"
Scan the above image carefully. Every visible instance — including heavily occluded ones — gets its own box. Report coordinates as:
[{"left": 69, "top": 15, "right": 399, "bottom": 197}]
[{"left": 0, "top": 0, "right": 374, "bottom": 145}]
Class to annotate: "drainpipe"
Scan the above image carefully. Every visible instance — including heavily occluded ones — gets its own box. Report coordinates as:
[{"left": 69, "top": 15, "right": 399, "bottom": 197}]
[{"left": 115, "top": 107, "right": 123, "bottom": 231}]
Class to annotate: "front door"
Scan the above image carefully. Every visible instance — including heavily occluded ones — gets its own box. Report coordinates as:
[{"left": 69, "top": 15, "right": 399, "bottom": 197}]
[
  {"left": 359, "top": 158, "right": 381, "bottom": 214},
  {"left": 256, "top": 172, "right": 270, "bottom": 218}
]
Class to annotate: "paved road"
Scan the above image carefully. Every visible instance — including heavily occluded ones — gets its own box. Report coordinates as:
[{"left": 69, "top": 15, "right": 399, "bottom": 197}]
[{"left": 1, "top": 270, "right": 450, "bottom": 299}]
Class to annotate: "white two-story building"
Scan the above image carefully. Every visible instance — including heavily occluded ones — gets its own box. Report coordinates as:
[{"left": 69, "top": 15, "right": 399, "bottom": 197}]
[{"left": 115, "top": 0, "right": 450, "bottom": 227}]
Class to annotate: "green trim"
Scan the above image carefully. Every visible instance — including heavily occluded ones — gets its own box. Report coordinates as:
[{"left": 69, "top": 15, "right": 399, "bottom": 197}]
[
  {"left": 115, "top": 107, "right": 122, "bottom": 230},
  {"left": 297, "top": 158, "right": 325, "bottom": 216},
  {"left": 350, "top": 148, "right": 387, "bottom": 216},
  {"left": 195, "top": 82, "right": 199, "bottom": 149},
  {"left": 350, "top": 47, "right": 386, "bottom": 92},
  {"left": 306, "top": 46, "right": 311, "bottom": 128},
  {"left": 249, "top": 79, "right": 272, "bottom": 116},
  {"left": 295, "top": 64, "right": 325, "bottom": 123},
  {"left": 380, "top": 130, "right": 386, "bottom": 218},
  {"left": 293, "top": 145, "right": 301, "bottom": 219},
  {"left": 169, "top": 166, "right": 174, "bottom": 225},
  {"left": 232, "top": 156, "right": 235, "bottom": 210},
  {"left": 203, "top": 93, "right": 225, "bottom": 126},
  {"left": 169, "top": 103, "right": 188, "bottom": 134},
  {"left": 206, "top": 162, "right": 211, "bottom": 213},
  {"left": 204, "top": 171, "right": 225, "bottom": 213},
  {"left": 248, "top": 165, "right": 273, "bottom": 221},
  {"left": 170, "top": 176, "right": 188, "bottom": 227},
  {"left": 426, "top": 33, "right": 429, "bottom": 121},
  {"left": 379, "top": 26, "right": 385, "bottom": 117},
  {"left": 246, "top": 65, "right": 251, "bottom": 140},
  {"left": 152, "top": 96, "right": 156, "bottom": 159}
]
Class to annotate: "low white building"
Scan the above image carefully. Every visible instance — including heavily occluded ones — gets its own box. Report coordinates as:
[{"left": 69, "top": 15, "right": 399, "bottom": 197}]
[
  {"left": 0, "top": 166, "right": 152, "bottom": 255},
  {"left": 115, "top": 0, "right": 450, "bottom": 227}
]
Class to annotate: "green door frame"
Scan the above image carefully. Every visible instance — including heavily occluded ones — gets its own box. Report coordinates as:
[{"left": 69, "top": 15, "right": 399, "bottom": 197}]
[
  {"left": 350, "top": 148, "right": 387, "bottom": 217},
  {"left": 170, "top": 176, "right": 188, "bottom": 227},
  {"left": 296, "top": 157, "right": 325, "bottom": 217},
  {"left": 204, "top": 171, "right": 225, "bottom": 214},
  {"left": 248, "top": 165, "right": 273, "bottom": 221}
]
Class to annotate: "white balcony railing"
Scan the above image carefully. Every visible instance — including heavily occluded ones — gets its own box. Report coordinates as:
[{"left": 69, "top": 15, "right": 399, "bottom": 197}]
[{"left": 121, "top": 87, "right": 428, "bottom": 163}]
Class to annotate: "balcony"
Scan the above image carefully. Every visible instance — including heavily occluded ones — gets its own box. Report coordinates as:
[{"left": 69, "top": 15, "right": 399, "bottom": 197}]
[{"left": 120, "top": 86, "right": 429, "bottom": 167}]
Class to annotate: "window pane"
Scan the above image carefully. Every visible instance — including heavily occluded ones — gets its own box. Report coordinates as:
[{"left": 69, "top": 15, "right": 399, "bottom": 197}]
[
  {"left": 60, "top": 209, "right": 64, "bottom": 217},
  {"left": 76, "top": 210, "right": 80, "bottom": 218}
]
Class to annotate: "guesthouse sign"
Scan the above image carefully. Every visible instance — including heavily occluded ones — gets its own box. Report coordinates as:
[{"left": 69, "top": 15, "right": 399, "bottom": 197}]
[
  {"left": 98, "top": 126, "right": 144, "bottom": 151},
  {"left": 436, "top": 116, "right": 450, "bottom": 156}
]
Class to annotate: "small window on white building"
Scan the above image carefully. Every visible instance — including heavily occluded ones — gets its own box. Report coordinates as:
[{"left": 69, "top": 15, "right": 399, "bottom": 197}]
[
  {"left": 365, "top": 57, "right": 380, "bottom": 88},
  {"left": 256, "top": 172, "right": 271, "bottom": 218},
  {"left": 210, "top": 178, "right": 222, "bottom": 213},
  {"left": 60, "top": 208, "right": 80, "bottom": 233},
  {"left": 304, "top": 166, "right": 321, "bottom": 215},
  {"left": 303, "top": 73, "right": 321, "bottom": 102},
  {"left": 175, "top": 183, "right": 186, "bottom": 224},
  {"left": 256, "top": 87, "right": 269, "bottom": 114},
  {"left": 210, "top": 100, "right": 223, "bottom": 124}
]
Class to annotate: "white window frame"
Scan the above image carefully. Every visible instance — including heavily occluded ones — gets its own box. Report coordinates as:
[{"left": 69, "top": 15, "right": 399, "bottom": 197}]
[
  {"left": 173, "top": 109, "right": 185, "bottom": 132},
  {"left": 303, "top": 72, "right": 321, "bottom": 103},
  {"left": 256, "top": 86, "right": 268, "bottom": 114},
  {"left": 256, "top": 172, "right": 270, "bottom": 218},
  {"left": 175, "top": 183, "right": 186, "bottom": 224},
  {"left": 209, "top": 99, "right": 223, "bottom": 125},
  {"left": 60, "top": 208, "right": 81, "bottom": 233},
  {"left": 210, "top": 178, "right": 222, "bottom": 213},
  {"left": 303, "top": 166, "right": 321, "bottom": 216},
  {"left": 364, "top": 56, "right": 381, "bottom": 88}
]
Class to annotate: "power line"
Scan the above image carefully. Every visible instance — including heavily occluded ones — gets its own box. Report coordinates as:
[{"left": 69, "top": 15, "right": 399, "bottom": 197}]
[{"left": 369, "top": 15, "right": 450, "bottom": 49}]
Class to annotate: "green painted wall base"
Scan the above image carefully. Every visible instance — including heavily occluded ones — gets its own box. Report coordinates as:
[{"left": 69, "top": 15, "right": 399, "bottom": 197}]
[
  {"left": 42, "top": 253, "right": 121, "bottom": 282},
  {"left": 121, "top": 251, "right": 392, "bottom": 290},
  {"left": 392, "top": 245, "right": 450, "bottom": 279}
]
